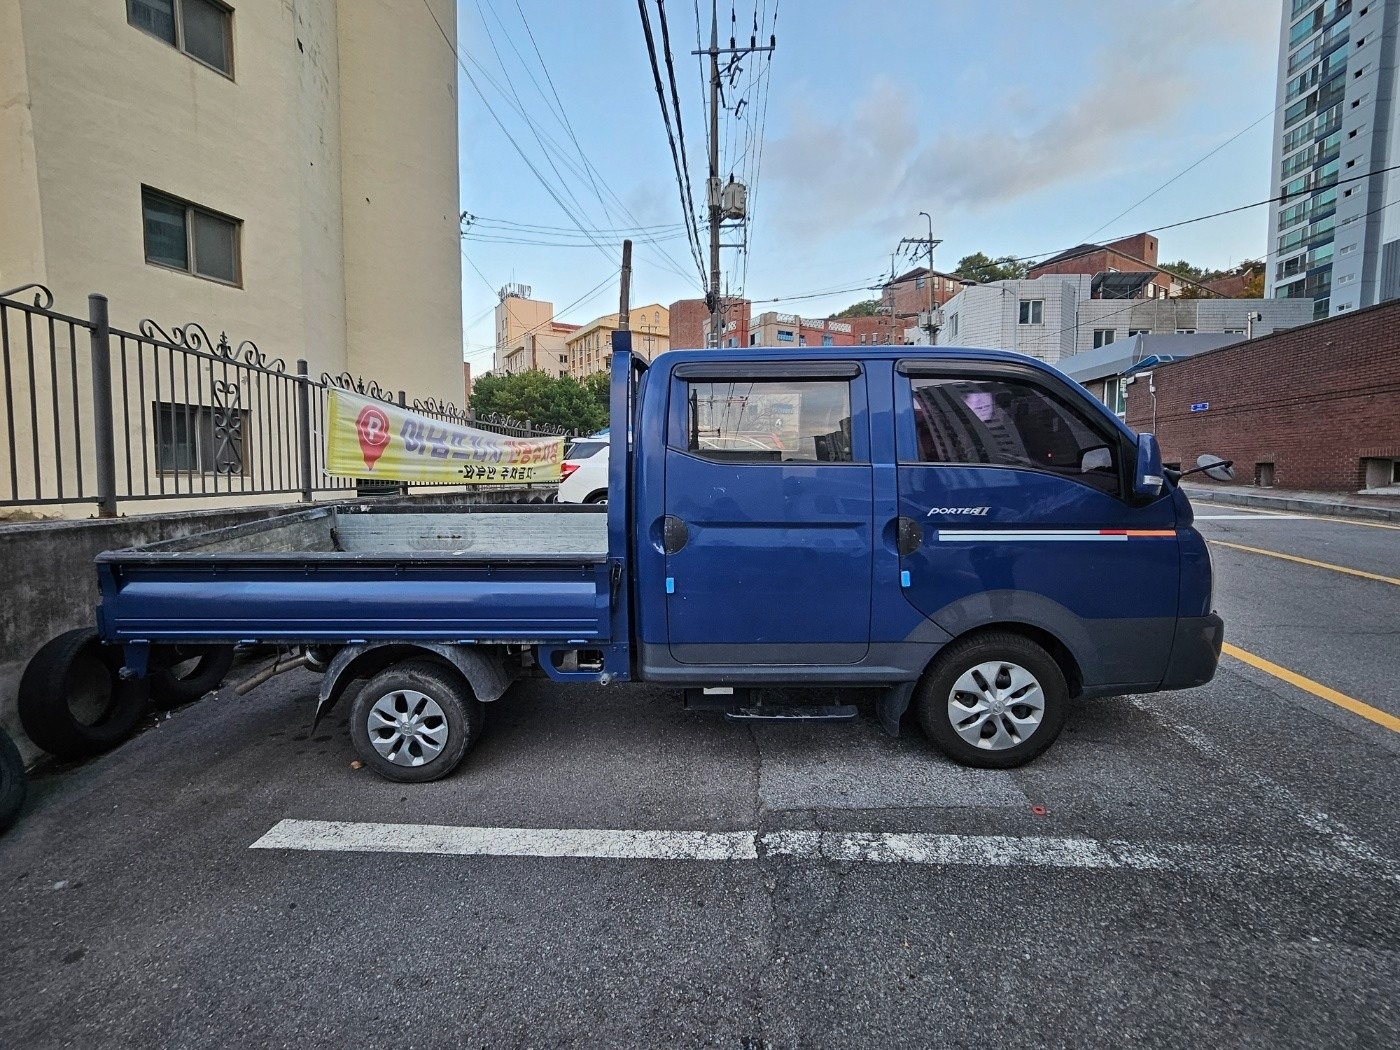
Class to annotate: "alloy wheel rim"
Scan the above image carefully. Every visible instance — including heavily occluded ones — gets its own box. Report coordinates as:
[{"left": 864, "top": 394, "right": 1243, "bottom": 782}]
[
  {"left": 368, "top": 689, "right": 449, "bottom": 766},
  {"left": 947, "top": 660, "right": 1045, "bottom": 750}
]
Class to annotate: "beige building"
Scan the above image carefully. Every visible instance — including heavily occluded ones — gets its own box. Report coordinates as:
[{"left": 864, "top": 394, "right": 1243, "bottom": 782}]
[
  {"left": 0, "top": 0, "right": 463, "bottom": 396},
  {"left": 493, "top": 286, "right": 579, "bottom": 377},
  {"left": 566, "top": 304, "right": 669, "bottom": 377}
]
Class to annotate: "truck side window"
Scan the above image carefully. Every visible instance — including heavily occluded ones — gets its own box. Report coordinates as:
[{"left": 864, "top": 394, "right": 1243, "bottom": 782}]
[
  {"left": 909, "top": 376, "right": 1119, "bottom": 495},
  {"left": 686, "top": 380, "right": 855, "bottom": 463}
]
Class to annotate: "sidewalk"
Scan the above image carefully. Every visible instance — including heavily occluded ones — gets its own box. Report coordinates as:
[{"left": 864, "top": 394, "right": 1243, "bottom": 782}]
[{"left": 1182, "top": 482, "right": 1400, "bottom": 524}]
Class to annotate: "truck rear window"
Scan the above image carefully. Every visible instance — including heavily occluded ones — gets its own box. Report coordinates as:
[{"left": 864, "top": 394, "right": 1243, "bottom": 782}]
[{"left": 685, "top": 380, "right": 855, "bottom": 463}]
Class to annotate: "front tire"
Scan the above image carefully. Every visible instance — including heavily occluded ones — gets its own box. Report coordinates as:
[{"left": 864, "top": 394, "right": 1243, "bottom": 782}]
[
  {"left": 348, "top": 659, "right": 483, "bottom": 783},
  {"left": 915, "top": 632, "right": 1067, "bottom": 769}
]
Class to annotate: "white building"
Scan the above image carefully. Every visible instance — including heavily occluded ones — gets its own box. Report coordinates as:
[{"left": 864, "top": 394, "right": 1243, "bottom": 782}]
[
  {"left": 937, "top": 276, "right": 1315, "bottom": 364},
  {"left": 1266, "top": 0, "right": 1400, "bottom": 318}
]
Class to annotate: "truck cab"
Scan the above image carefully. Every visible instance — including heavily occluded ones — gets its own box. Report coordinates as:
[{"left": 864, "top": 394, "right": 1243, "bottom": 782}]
[{"left": 613, "top": 342, "right": 1221, "bottom": 764}]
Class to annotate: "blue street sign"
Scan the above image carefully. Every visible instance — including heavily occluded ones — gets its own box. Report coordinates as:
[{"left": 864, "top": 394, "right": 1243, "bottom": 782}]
[{"left": 1190, "top": 402, "right": 1209, "bottom": 413}]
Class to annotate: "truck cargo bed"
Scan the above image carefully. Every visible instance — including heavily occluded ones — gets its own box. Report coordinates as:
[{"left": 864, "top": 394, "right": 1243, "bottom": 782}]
[{"left": 95, "top": 504, "right": 614, "bottom": 645}]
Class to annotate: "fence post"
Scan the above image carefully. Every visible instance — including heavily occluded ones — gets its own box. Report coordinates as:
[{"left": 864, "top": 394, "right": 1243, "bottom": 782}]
[
  {"left": 88, "top": 294, "right": 118, "bottom": 518},
  {"left": 296, "top": 359, "right": 314, "bottom": 503}
]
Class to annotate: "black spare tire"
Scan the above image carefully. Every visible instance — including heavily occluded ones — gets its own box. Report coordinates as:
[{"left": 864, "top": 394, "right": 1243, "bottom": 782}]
[
  {"left": 0, "top": 728, "right": 26, "bottom": 834},
  {"left": 149, "top": 645, "right": 236, "bottom": 708},
  {"left": 17, "top": 628, "right": 149, "bottom": 759}
]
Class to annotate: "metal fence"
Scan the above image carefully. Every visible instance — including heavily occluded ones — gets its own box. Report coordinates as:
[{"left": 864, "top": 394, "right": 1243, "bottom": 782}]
[{"left": 0, "top": 284, "right": 565, "bottom": 516}]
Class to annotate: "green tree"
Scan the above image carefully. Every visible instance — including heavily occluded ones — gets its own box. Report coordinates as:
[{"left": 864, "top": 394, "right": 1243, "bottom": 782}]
[
  {"left": 468, "top": 370, "right": 608, "bottom": 434},
  {"left": 834, "top": 299, "right": 880, "bottom": 318},
  {"left": 953, "top": 252, "right": 1028, "bottom": 283}
]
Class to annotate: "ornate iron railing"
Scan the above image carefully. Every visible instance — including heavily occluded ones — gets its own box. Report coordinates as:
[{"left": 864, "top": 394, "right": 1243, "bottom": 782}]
[{"left": 0, "top": 286, "right": 565, "bottom": 516}]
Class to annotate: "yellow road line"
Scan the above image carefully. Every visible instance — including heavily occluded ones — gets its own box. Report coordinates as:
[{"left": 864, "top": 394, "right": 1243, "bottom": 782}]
[
  {"left": 1209, "top": 539, "right": 1400, "bottom": 586},
  {"left": 1223, "top": 643, "right": 1400, "bottom": 735}
]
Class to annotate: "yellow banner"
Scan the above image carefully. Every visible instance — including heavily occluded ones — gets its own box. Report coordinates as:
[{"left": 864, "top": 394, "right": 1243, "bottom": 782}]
[{"left": 325, "top": 389, "right": 565, "bottom": 483}]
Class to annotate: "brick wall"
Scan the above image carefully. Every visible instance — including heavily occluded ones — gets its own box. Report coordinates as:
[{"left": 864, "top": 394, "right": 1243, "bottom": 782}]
[
  {"left": 668, "top": 298, "right": 709, "bottom": 351},
  {"left": 1124, "top": 299, "right": 1400, "bottom": 492}
]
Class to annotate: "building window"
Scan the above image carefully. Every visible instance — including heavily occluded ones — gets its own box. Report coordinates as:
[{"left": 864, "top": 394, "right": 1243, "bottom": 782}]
[
  {"left": 1175, "top": 328, "right": 1196, "bottom": 334},
  {"left": 915, "top": 276, "right": 926, "bottom": 290},
  {"left": 906, "top": 375, "right": 1119, "bottom": 496},
  {"left": 686, "top": 379, "right": 854, "bottom": 463},
  {"left": 127, "top": 0, "right": 233, "bottom": 77},
  {"left": 1018, "top": 299, "right": 1044, "bottom": 325},
  {"left": 947, "top": 313, "right": 959, "bottom": 338},
  {"left": 776, "top": 329, "right": 794, "bottom": 342},
  {"left": 1092, "top": 329, "right": 1116, "bottom": 348},
  {"left": 142, "top": 188, "right": 241, "bottom": 285},
  {"left": 153, "top": 401, "right": 244, "bottom": 474}
]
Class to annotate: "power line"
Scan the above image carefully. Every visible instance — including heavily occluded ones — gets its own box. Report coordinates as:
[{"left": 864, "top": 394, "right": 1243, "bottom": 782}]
[
  {"left": 433, "top": 1, "right": 702, "bottom": 288},
  {"left": 467, "top": 214, "right": 687, "bottom": 235},
  {"left": 1082, "top": 103, "right": 1283, "bottom": 242},
  {"left": 1007, "top": 160, "right": 1400, "bottom": 267},
  {"left": 637, "top": 0, "right": 709, "bottom": 284},
  {"left": 656, "top": 1, "right": 708, "bottom": 283}
]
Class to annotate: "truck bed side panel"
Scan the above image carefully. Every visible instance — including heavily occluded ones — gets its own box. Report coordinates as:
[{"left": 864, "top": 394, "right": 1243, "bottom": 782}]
[{"left": 98, "top": 563, "right": 611, "bottom": 644}]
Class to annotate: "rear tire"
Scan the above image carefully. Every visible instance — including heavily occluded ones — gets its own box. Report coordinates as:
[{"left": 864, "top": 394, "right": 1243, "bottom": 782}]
[
  {"left": 915, "top": 632, "right": 1067, "bottom": 769},
  {"left": 584, "top": 490, "right": 607, "bottom": 504},
  {"left": 17, "top": 628, "right": 150, "bottom": 759},
  {"left": 0, "top": 728, "right": 26, "bottom": 834},
  {"left": 349, "top": 659, "right": 483, "bottom": 783},
  {"left": 149, "top": 645, "right": 235, "bottom": 709}
]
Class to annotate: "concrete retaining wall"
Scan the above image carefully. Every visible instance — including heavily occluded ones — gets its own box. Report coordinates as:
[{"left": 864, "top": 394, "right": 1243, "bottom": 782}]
[{"left": 1, "top": 488, "right": 546, "bottom": 763}]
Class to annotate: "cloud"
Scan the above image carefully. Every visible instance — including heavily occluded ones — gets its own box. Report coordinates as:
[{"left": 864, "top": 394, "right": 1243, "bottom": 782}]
[{"left": 761, "top": 0, "right": 1278, "bottom": 242}]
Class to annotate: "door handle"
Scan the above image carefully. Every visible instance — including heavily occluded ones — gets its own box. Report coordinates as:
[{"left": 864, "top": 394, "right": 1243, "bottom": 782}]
[{"left": 896, "top": 517, "right": 922, "bottom": 557}]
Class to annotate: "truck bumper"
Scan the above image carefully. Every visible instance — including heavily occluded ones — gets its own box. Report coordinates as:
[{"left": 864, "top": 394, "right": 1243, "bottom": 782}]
[{"left": 1160, "top": 613, "right": 1225, "bottom": 691}]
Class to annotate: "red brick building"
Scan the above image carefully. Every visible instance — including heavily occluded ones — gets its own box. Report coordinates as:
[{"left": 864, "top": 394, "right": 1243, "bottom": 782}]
[
  {"left": 1028, "top": 233, "right": 1173, "bottom": 299},
  {"left": 881, "top": 267, "right": 963, "bottom": 328},
  {"left": 1124, "top": 300, "right": 1400, "bottom": 492},
  {"left": 667, "top": 297, "right": 750, "bottom": 350}
]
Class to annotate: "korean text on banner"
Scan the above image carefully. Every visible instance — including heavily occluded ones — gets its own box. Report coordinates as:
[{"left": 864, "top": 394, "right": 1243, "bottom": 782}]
[{"left": 325, "top": 389, "right": 564, "bottom": 483}]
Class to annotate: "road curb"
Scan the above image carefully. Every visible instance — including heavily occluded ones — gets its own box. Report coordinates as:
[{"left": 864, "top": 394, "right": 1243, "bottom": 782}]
[{"left": 1184, "top": 485, "right": 1400, "bottom": 524}]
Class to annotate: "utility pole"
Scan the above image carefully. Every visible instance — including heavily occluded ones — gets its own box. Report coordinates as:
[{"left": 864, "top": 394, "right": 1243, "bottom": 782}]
[
  {"left": 899, "top": 217, "right": 942, "bottom": 345},
  {"left": 707, "top": 3, "right": 720, "bottom": 345},
  {"left": 696, "top": 1, "right": 775, "bottom": 347}
]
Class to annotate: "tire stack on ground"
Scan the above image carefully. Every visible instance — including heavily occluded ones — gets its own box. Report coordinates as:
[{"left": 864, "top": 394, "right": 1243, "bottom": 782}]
[{"left": 16, "top": 629, "right": 234, "bottom": 761}]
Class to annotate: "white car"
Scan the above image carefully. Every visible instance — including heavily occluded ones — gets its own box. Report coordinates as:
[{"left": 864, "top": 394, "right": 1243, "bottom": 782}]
[{"left": 558, "top": 436, "right": 609, "bottom": 504}]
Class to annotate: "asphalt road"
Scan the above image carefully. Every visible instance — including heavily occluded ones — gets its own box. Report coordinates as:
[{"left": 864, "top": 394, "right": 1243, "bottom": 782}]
[{"left": 3, "top": 503, "right": 1398, "bottom": 1048}]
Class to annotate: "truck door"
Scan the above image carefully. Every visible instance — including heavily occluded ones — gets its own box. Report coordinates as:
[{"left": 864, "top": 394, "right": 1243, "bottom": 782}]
[
  {"left": 892, "top": 360, "right": 1180, "bottom": 685},
  {"left": 662, "top": 361, "right": 873, "bottom": 665}
]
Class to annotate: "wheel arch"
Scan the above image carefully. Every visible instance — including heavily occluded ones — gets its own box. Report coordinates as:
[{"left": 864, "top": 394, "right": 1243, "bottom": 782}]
[{"left": 314, "top": 642, "right": 514, "bottom": 729}]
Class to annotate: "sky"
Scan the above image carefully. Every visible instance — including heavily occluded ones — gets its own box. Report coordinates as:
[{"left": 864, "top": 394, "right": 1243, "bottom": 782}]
[{"left": 453, "top": 0, "right": 1285, "bottom": 367}]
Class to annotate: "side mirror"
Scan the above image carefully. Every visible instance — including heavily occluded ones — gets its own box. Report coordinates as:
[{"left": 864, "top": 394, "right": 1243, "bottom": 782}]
[
  {"left": 1080, "top": 446, "right": 1113, "bottom": 473},
  {"left": 1197, "top": 454, "right": 1235, "bottom": 482},
  {"left": 1134, "top": 433, "right": 1164, "bottom": 498}
]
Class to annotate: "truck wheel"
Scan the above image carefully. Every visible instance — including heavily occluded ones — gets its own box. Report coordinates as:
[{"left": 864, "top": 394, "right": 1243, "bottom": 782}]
[
  {"left": 349, "top": 659, "right": 482, "bottom": 783},
  {"left": 0, "top": 728, "right": 26, "bottom": 834},
  {"left": 149, "top": 645, "right": 236, "bottom": 709},
  {"left": 915, "top": 632, "right": 1067, "bottom": 769},
  {"left": 17, "top": 628, "right": 150, "bottom": 759}
]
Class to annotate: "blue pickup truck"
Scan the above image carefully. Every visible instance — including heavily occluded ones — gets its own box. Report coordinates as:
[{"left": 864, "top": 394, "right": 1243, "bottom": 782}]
[{"left": 91, "top": 338, "right": 1223, "bottom": 781}]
